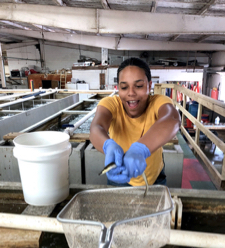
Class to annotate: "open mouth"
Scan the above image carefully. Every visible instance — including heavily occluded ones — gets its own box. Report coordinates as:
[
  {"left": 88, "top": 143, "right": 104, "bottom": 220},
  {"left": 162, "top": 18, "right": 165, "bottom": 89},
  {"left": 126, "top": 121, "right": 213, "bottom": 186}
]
[{"left": 127, "top": 100, "right": 139, "bottom": 109}]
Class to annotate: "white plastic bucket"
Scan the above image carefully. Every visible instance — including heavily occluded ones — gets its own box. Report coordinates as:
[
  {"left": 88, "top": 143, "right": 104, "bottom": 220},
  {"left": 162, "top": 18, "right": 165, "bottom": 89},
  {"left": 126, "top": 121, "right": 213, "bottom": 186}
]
[{"left": 13, "top": 131, "right": 71, "bottom": 206}]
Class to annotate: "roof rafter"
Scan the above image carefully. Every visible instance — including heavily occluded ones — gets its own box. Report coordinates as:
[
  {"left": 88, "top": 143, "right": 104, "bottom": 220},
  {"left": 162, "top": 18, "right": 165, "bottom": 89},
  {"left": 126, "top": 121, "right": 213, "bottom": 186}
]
[
  {"left": 3, "top": 41, "right": 38, "bottom": 50},
  {"left": 169, "top": 35, "right": 180, "bottom": 41},
  {"left": 196, "top": 35, "right": 212, "bottom": 43},
  {"left": 100, "top": 0, "right": 110, "bottom": 9},
  {"left": 197, "top": 0, "right": 216, "bottom": 15},
  {"left": 32, "top": 24, "right": 55, "bottom": 33},
  {"left": 52, "top": 0, "right": 64, "bottom": 6},
  {"left": 115, "top": 34, "right": 123, "bottom": 50},
  {"left": 150, "top": 1, "right": 157, "bottom": 13},
  {"left": 0, "top": 20, "right": 31, "bottom": 30}
]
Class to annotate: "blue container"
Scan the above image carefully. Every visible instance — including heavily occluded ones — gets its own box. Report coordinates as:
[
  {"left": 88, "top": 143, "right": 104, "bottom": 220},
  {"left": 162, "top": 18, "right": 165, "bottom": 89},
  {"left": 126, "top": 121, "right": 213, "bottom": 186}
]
[{"left": 189, "top": 102, "right": 198, "bottom": 118}]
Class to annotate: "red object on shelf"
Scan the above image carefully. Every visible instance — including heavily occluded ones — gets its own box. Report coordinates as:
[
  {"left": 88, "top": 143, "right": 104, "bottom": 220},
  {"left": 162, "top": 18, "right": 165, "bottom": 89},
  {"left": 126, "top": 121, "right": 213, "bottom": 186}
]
[
  {"left": 193, "top": 81, "right": 200, "bottom": 93},
  {"left": 30, "top": 69, "right": 39, "bottom": 74},
  {"left": 211, "top": 88, "right": 218, "bottom": 100},
  {"left": 186, "top": 119, "right": 193, "bottom": 128},
  {"left": 201, "top": 114, "right": 209, "bottom": 123}
]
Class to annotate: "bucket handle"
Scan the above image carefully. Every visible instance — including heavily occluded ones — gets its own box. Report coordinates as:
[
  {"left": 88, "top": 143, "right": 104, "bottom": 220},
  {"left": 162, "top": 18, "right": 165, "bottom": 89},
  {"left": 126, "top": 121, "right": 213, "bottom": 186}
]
[{"left": 69, "top": 145, "right": 73, "bottom": 157}]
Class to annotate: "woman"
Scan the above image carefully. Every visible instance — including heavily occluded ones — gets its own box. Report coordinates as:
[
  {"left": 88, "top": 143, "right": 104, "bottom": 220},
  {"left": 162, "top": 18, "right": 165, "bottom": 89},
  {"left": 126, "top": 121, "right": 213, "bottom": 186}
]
[{"left": 90, "top": 57, "right": 180, "bottom": 186}]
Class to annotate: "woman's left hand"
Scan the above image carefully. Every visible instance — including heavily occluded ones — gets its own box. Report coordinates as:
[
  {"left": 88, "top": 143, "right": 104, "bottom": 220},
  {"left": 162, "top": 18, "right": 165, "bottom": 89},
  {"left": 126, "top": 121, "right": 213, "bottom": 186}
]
[{"left": 123, "top": 142, "right": 151, "bottom": 178}]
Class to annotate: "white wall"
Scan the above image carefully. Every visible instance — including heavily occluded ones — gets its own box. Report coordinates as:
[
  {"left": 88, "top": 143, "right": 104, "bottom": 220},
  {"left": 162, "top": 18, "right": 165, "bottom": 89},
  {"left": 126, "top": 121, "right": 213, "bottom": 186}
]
[
  {"left": 71, "top": 68, "right": 203, "bottom": 91},
  {"left": 7, "top": 45, "right": 41, "bottom": 72},
  {"left": 107, "top": 68, "right": 117, "bottom": 89},
  {"left": 72, "top": 70, "right": 102, "bottom": 90},
  {"left": 44, "top": 45, "right": 101, "bottom": 71},
  {"left": 6, "top": 45, "right": 102, "bottom": 72},
  {"left": 206, "top": 51, "right": 225, "bottom": 101},
  {"left": 106, "top": 68, "right": 203, "bottom": 90},
  {"left": 211, "top": 52, "right": 225, "bottom": 67},
  {"left": 6, "top": 45, "right": 204, "bottom": 91},
  {"left": 151, "top": 69, "right": 203, "bottom": 84}
]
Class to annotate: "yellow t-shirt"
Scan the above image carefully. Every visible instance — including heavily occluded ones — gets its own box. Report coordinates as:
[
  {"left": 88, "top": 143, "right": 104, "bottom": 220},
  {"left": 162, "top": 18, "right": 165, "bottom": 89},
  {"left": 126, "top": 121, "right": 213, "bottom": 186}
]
[{"left": 98, "top": 94, "right": 173, "bottom": 186}]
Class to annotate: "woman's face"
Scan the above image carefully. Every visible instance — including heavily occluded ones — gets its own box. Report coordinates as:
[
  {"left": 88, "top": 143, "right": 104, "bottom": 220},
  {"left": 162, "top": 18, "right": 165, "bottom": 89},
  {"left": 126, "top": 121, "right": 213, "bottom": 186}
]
[{"left": 118, "top": 65, "right": 152, "bottom": 118}]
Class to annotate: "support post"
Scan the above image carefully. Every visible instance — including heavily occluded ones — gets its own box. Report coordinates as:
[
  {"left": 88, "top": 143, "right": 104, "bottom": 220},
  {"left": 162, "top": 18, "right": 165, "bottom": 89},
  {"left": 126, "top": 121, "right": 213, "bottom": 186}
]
[
  {"left": 101, "top": 48, "right": 108, "bottom": 65},
  {"left": 172, "top": 87, "right": 177, "bottom": 103},
  {"left": 154, "top": 84, "right": 162, "bottom": 95},
  {"left": 0, "top": 43, "right": 6, "bottom": 88},
  {"left": 181, "top": 95, "right": 187, "bottom": 135},
  {"left": 222, "top": 156, "right": 225, "bottom": 178},
  {"left": 38, "top": 40, "right": 45, "bottom": 69},
  {"left": 195, "top": 103, "right": 202, "bottom": 147}
]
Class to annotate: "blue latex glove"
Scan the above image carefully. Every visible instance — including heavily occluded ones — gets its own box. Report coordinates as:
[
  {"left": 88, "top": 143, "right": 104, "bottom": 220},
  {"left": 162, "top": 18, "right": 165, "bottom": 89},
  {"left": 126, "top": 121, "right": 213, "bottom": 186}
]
[
  {"left": 123, "top": 142, "right": 151, "bottom": 178},
  {"left": 103, "top": 139, "right": 129, "bottom": 183}
]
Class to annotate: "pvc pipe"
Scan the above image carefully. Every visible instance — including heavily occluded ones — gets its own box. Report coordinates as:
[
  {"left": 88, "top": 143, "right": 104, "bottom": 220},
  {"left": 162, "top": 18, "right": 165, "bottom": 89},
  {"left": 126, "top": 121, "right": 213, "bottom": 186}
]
[
  {"left": 169, "top": 229, "right": 225, "bottom": 247},
  {"left": 64, "top": 107, "right": 97, "bottom": 136},
  {"left": 0, "top": 92, "right": 32, "bottom": 101},
  {"left": 20, "top": 98, "right": 88, "bottom": 133},
  {"left": 62, "top": 110, "right": 90, "bottom": 115},
  {"left": 0, "top": 213, "right": 225, "bottom": 247},
  {"left": 0, "top": 95, "right": 36, "bottom": 108},
  {"left": 0, "top": 110, "right": 25, "bottom": 113},
  {"left": 21, "top": 91, "right": 116, "bottom": 134},
  {"left": 64, "top": 91, "right": 117, "bottom": 136},
  {"left": 0, "top": 90, "right": 56, "bottom": 108},
  {"left": 0, "top": 43, "right": 6, "bottom": 88},
  {"left": 0, "top": 213, "right": 63, "bottom": 233}
]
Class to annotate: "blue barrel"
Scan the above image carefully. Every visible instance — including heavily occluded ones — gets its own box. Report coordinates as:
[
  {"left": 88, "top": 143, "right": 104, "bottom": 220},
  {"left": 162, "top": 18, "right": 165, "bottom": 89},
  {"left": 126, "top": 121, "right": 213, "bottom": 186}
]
[{"left": 188, "top": 102, "right": 198, "bottom": 118}]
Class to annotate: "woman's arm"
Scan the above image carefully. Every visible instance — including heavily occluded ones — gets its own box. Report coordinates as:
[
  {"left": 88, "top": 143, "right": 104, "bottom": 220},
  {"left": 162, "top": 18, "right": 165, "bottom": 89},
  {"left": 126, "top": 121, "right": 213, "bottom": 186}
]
[
  {"left": 138, "top": 103, "right": 181, "bottom": 154},
  {"left": 90, "top": 105, "right": 127, "bottom": 183},
  {"left": 90, "top": 105, "right": 113, "bottom": 153}
]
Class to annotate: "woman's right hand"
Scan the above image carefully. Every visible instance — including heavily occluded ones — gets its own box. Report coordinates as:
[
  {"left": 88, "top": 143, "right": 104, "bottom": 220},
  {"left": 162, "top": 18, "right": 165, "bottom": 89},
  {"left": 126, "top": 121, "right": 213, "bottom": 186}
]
[
  {"left": 103, "top": 139, "right": 124, "bottom": 166},
  {"left": 103, "top": 139, "right": 129, "bottom": 183}
]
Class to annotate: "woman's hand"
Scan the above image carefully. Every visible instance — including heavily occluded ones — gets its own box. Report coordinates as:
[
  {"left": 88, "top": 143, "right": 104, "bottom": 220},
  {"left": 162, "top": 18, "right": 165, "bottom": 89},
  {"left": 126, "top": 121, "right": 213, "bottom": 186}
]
[
  {"left": 123, "top": 142, "right": 151, "bottom": 178},
  {"left": 103, "top": 139, "right": 124, "bottom": 166},
  {"left": 103, "top": 139, "right": 129, "bottom": 183}
]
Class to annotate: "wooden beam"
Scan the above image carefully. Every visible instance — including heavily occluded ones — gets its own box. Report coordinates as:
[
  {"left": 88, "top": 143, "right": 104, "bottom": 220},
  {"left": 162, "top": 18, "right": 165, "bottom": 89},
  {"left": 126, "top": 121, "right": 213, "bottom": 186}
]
[
  {"left": 181, "top": 95, "right": 186, "bottom": 130},
  {"left": 174, "top": 102, "right": 225, "bottom": 153},
  {"left": 173, "top": 84, "right": 225, "bottom": 114},
  {"left": 222, "top": 158, "right": 225, "bottom": 179},
  {"left": 181, "top": 126, "right": 223, "bottom": 190},
  {"left": 0, "top": 228, "right": 40, "bottom": 248},
  {"left": 3, "top": 132, "right": 90, "bottom": 142},
  {"left": 195, "top": 103, "right": 203, "bottom": 147}
]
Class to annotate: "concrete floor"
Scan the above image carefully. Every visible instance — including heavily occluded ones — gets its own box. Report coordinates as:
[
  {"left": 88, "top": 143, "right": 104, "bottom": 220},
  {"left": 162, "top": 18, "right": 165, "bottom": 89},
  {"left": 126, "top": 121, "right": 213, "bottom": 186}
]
[
  {"left": 177, "top": 131, "right": 224, "bottom": 190},
  {"left": 202, "top": 144, "right": 223, "bottom": 174}
]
